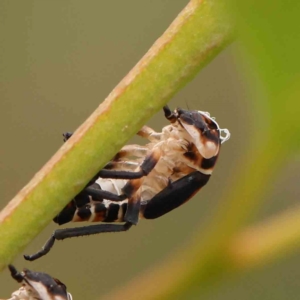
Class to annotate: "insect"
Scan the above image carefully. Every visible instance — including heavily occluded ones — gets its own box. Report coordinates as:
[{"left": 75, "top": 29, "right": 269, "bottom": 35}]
[
  {"left": 24, "top": 106, "right": 230, "bottom": 261},
  {"left": 6, "top": 265, "right": 72, "bottom": 300}
]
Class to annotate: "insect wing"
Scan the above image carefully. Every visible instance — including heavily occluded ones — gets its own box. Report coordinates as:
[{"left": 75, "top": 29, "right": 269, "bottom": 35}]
[{"left": 142, "top": 171, "right": 210, "bottom": 219}]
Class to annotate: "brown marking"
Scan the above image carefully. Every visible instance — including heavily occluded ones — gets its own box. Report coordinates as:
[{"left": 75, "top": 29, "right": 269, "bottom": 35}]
[
  {"left": 105, "top": 161, "right": 138, "bottom": 171},
  {"left": 72, "top": 215, "right": 86, "bottom": 222},
  {"left": 173, "top": 164, "right": 195, "bottom": 175},
  {"left": 129, "top": 191, "right": 141, "bottom": 205},
  {"left": 123, "top": 178, "right": 143, "bottom": 198},
  {"left": 137, "top": 125, "right": 155, "bottom": 138},
  {"left": 140, "top": 148, "right": 161, "bottom": 175},
  {"left": 199, "top": 133, "right": 220, "bottom": 158},
  {"left": 202, "top": 115, "right": 217, "bottom": 130},
  {"left": 190, "top": 113, "right": 220, "bottom": 146},
  {"left": 171, "top": 164, "right": 196, "bottom": 182},
  {"left": 114, "top": 145, "right": 147, "bottom": 160},
  {"left": 103, "top": 161, "right": 115, "bottom": 170},
  {"left": 66, "top": 202, "right": 73, "bottom": 208},
  {"left": 73, "top": 206, "right": 91, "bottom": 222},
  {"left": 183, "top": 143, "right": 203, "bottom": 166},
  {"left": 205, "top": 129, "right": 220, "bottom": 143},
  {"left": 92, "top": 203, "right": 107, "bottom": 222},
  {"left": 201, "top": 155, "right": 218, "bottom": 169},
  {"left": 152, "top": 147, "right": 162, "bottom": 164}
]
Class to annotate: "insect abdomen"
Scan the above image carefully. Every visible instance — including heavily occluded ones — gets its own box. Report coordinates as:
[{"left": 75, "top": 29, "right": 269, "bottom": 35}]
[
  {"left": 76, "top": 201, "right": 128, "bottom": 222},
  {"left": 54, "top": 200, "right": 128, "bottom": 225},
  {"left": 53, "top": 178, "right": 129, "bottom": 225},
  {"left": 54, "top": 196, "right": 129, "bottom": 228}
]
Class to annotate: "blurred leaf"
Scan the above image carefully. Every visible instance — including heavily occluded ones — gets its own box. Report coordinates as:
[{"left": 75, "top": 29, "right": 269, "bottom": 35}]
[{"left": 234, "top": 1, "right": 300, "bottom": 149}]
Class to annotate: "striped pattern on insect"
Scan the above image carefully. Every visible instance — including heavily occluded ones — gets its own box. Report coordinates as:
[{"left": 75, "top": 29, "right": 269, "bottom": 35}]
[
  {"left": 24, "top": 106, "right": 230, "bottom": 261},
  {"left": 6, "top": 265, "right": 72, "bottom": 300}
]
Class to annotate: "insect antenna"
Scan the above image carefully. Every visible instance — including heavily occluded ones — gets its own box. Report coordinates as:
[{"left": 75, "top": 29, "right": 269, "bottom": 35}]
[{"left": 184, "top": 99, "right": 190, "bottom": 110}]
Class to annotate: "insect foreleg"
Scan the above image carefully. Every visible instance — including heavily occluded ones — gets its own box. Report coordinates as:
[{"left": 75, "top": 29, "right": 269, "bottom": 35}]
[
  {"left": 137, "top": 125, "right": 161, "bottom": 142},
  {"left": 24, "top": 222, "right": 133, "bottom": 261}
]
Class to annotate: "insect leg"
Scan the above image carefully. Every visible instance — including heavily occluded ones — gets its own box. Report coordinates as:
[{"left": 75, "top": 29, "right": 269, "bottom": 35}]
[
  {"left": 137, "top": 125, "right": 161, "bottom": 142},
  {"left": 122, "top": 189, "right": 141, "bottom": 224},
  {"left": 99, "top": 147, "right": 161, "bottom": 179},
  {"left": 141, "top": 171, "right": 210, "bottom": 219},
  {"left": 83, "top": 187, "right": 127, "bottom": 201},
  {"left": 63, "top": 132, "right": 73, "bottom": 141},
  {"left": 114, "top": 144, "right": 148, "bottom": 160},
  {"left": 98, "top": 147, "right": 162, "bottom": 222},
  {"left": 94, "top": 148, "right": 161, "bottom": 223},
  {"left": 105, "top": 161, "right": 139, "bottom": 171},
  {"left": 24, "top": 222, "right": 132, "bottom": 261},
  {"left": 8, "top": 265, "right": 23, "bottom": 282}
]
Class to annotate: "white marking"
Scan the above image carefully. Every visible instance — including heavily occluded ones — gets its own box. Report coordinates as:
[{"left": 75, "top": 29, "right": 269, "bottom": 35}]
[
  {"left": 89, "top": 203, "right": 96, "bottom": 221},
  {"left": 181, "top": 123, "right": 218, "bottom": 159},
  {"left": 27, "top": 281, "right": 51, "bottom": 299},
  {"left": 200, "top": 140, "right": 219, "bottom": 159},
  {"left": 117, "top": 203, "right": 124, "bottom": 221},
  {"left": 67, "top": 293, "right": 73, "bottom": 300},
  {"left": 220, "top": 128, "right": 230, "bottom": 144}
]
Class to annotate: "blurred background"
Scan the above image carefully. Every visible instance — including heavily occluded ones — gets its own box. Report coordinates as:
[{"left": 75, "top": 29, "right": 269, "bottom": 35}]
[{"left": 1, "top": 1, "right": 300, "bottom": 299}]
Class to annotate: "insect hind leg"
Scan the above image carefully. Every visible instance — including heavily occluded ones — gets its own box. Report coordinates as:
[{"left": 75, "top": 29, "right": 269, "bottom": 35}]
[{"left": 24, "top": 222, "right": 133, "bottom": 261}]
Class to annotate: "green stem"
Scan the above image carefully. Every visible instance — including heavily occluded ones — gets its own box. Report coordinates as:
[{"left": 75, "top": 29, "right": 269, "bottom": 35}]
[{"left": 0, "top": 0, "right": 234, "bottom": 270}]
